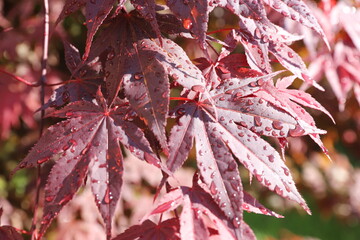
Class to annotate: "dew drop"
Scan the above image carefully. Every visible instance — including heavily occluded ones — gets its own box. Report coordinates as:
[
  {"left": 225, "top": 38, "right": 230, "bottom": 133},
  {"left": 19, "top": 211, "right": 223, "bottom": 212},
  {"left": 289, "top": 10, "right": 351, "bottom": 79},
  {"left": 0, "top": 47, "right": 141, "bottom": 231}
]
[
  {"left": 171, "top": 73, "right": 179, "bottom": 80},
  {"left": 284, "top": 183, "right": 291, "bottom": 192},
  {"left": 62, "top": 91, "right": 70, "bottom": 102},
  {"left": 254, "top": 28, "right": 261, "bottom": 38},
  {"left": 254, "top": 116, "right": 262, "bottom": 126},
  {"left": 45, "top": 195, "right": 54, "bottom": 202},
  {"left": 268, "top": 155, "right": 274, "bottom": 162},
  {"left": 134, "top": 72, "right": 143, "bottom": 80},
  {"left": 273, "top": 2, "right": 281, "bottom": 9},
  {"left": 289, "top": 125, "right": 305, "bottom": 137},
  {"left": 287, "top": 52, "right": 294, "bottom": 58},
  {"left": 230, "top": 181, "right": 240, "bottom": 191},
  {"left": 265, "top": 126, "right": 272, "bottom": 131},
  {"left": 209, "top": 181, "right": 218, "bottom": 195},
  {"left": 104, "top": 188, "right": 112, "bottom": 204},
  {"left": 227, "top": 161, "right": 237, "bottom": 171},
  {"left": 274, "top": 185, "right": 283, "bottom": 196},
  {"left": 256, "top": 173, "right": 263, "bottom": 182},
  {"left": 62, "top": 144, "right": 70, "bottom": 151},
  {"left": 182, "top": 18, "right": 193, "bottom": 29},
  {"left": 232, "top": 217, "right": 240, "bottom": 228},
  {"left": 262, "top": 35, "right": 269, "bottom": 43},
  {"left": 242, "top": 203, "right": 250, "bottom": 211},
  {"left": 259, "top": 206, "right": 268, "bottom": 215},
  {"left": 281, "top": 11, "right": 289, "bottom": 17},
  {"left": 264, "top": 178, "right": 271, "bottom": 186},
  {"left": 107, "top": 49, "right": 115, "bottom": 60},
  {"left": 282, "top": 167, "right": 290, "bottom": 176},
  {"left": 239, "top": 121, "right": 247, "bottom": 128},
  {"left": 272, "top": 121, "right": 283, "bottom": 130},
  {"left": 198, "top": 150, "right": 204, "bottom": 156},
  {"left": 68, "top": 139, "right": 77, "bottom": 146},
  {"left": 37, "top": 157, "right": 49, "bottom": 164},
  {"left": 191, "top": 85, "right": 205, "bottom": 93},
  {"left": 249, "top": 82, "right": 257, "bottom": 87}
]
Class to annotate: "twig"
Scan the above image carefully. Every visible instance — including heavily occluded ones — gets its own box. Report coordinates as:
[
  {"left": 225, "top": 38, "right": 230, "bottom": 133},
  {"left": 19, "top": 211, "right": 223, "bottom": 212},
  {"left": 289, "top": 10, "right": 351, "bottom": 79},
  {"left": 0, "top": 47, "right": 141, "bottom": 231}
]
[
  {"left": 31, "top": 0, "right": 49, "bottom": 239},
  {"left": 0, "top": 69, "right": 39, "bottom": 87}
]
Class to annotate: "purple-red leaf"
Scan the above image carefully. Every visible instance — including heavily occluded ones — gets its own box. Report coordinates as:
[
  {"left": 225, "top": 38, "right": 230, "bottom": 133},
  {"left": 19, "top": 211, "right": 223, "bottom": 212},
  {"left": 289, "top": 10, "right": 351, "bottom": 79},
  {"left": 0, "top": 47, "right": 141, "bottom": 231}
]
[
  {"left": 166, "top": 0, "right": 209, "bottom": 50},
  {"left": 0, "top": 226, "right": 24, "bottom": 240},
  {"left": 83, "top": 0, "right": 118, "bottom": 60},
  {"left": 87, "top": 12, "right": 205, "bottom": 150},
  {"left": 44, "top": 42, "right": 102, "bottom": 109},
  {"left": 15, "top": 91, "right": 162, "bottom": 238},
  {"left": 113, "top": 218, "right": 180, "bottom": 240},
  {"left": 131, "top": 0, "right": 163, "bottom": 44},
  {"left": 167, "top": 104, "right": 197, "bottom": 172},
  {"left": 55, "top": 0, "right": 86, "bottom": 26},
  {"left": 144, "top": 174, "right": 240, "bottom": 239},
  {"left": 56, "top": 0, "right": 120, "bottom": 60}
]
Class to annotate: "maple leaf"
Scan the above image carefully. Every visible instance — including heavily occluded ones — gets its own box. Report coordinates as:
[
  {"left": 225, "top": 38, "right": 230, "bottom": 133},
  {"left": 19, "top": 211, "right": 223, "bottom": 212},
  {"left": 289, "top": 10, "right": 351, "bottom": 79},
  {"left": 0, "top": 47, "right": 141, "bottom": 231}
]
[
  {"left": 131, "top": 0, "right": 163, "bottom": 44},
  {"left": 308, "top": 42, "right": 360, "bottom": 111},
  {"left": 194, "top": 53, "right": 261, "bottom": 87},
  {"left": 44, "top": 42, "right": 102, "bottom": 109},
  {"left": 168, "top": 73, "right": 320, "bottom": 222},
  {"left": 230, "top": 20, "right": 323, "bottom": 89},
  {"left": 142, "top": 173, "right": 245, "bottom": 239},
  {"left": 262, "top": 0, "right": 329, "bottom": 48},
  {"left": 253, "top": 76, "right": 331, "bottom": 157},
  {"left": 113, "top": 218, "right": 180, "bottom": 240},
  {"left": 55, "top": 0, "right": 120, "bottom": 60},
  {"left": 243, "top": 191, "right": 283, "bottom": 218},
  {"left": 14, "top": 90, "right": 164, "bottom": 239},
  {"left": 87, "top": 10, "right": 206, "bottom": 151},
  {"left": 217, "top": 0, "right": 269, "bottom": 22},
  {"left": 166, "top": 0, "right": 209, "bottom": 50}
]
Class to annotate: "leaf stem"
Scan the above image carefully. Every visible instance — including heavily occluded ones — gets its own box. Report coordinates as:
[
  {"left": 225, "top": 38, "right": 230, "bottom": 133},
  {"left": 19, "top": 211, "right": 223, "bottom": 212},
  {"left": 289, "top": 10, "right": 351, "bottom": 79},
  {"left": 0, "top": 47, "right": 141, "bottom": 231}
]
[
  {"left": 169, "top": 97, "right": 191, "bottom": 101},
  {"left": 206, "top": 28, "right": 234, "bottom": 35}
]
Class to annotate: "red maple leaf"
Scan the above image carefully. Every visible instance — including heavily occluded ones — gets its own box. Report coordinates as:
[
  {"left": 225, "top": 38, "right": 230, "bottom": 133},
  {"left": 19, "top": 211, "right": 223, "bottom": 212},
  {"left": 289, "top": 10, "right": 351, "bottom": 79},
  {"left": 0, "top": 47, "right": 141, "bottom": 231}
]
[{"left": 14, "top": 89, "right": 165, "bottom": 238}]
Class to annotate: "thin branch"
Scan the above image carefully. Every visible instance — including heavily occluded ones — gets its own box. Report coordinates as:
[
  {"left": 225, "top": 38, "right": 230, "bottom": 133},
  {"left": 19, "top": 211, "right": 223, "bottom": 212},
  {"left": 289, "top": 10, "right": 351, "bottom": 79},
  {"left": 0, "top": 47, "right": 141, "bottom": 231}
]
[
  {"left": 0, "top": 69, "right": 40, "bottom": 87},
  {"left": 31, "top": 0, "right": 49, "bottom": 239}
]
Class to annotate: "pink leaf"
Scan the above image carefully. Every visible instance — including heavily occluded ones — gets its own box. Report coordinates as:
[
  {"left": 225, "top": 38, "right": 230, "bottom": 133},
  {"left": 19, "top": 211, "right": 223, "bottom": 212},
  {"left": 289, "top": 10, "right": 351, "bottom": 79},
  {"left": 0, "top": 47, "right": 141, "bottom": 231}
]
[
  {"left": 263, "top": 0, "right": 329, "bottom": 48},
  {"left": 243, "top": 191, "right": 283, "bottom": 218}
]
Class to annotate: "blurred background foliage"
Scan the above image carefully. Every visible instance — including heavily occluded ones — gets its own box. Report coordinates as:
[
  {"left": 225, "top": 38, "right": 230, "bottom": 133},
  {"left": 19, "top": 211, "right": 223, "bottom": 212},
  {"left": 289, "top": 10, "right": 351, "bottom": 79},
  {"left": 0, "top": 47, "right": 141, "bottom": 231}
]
[{"left": 0, "top": 0, "right": 360, "bottom": 239}]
